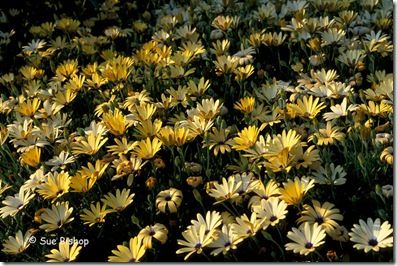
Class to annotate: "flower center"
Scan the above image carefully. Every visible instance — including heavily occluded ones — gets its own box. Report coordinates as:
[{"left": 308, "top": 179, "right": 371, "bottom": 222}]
[
  {"left": 305, "top": 242, "right": 313, "bottom": 249},
  {"left": 149, "top": 229, "right": 156, "bottom": 236},
  {"left": 165, "top": 195, "right": 171, "bottom": 201},
  {"left": 315, "top": 217, "right": 324, "bottom": 224},
  {"left": 269, "top": 216, "right": 277, "bottom": 222},
  {"left": 368, "top": 239, "right": 378, "bottom": 246},
  {"left": 194, "top": 242, "right": 202, "bottom": 249},
  {"left": 224, "top": 241, "right": 231, "bottom": 247}
]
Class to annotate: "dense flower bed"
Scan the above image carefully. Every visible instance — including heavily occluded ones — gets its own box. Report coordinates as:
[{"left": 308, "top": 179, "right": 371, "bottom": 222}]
[{"left": 0, "top": 0, "right": 393, "bottom": 262}]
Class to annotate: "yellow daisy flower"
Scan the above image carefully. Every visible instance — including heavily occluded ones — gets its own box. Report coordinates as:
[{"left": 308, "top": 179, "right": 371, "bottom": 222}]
[
  {"left": 138, "top": 223, "right": 169, "bottom": 249},
  {"left": 108, "top": 236, "right": 146, "bottom": 262},
  {"left": 349, "top": 218, "right": 393, "bottom": 253},
  {"left": 45, "top": 238, "right": 82, "bottom": 262},
  {"left": 101, "top": 188, "right": 135, "bottom": 213},
  {"left": 280, "top": 176, "right": 315, "bottom": 205},
  {"left": 2, "top": 230, "right": 32, "bottom": 255},
  {"left": 156, "top": 188, "right": 183, "bottom": 213},
  {"left": 39, "top": 201, "right": 74, "bottom": 232},
  {"left": 285, "top": 222, "right": 326, "bottom": 256}
]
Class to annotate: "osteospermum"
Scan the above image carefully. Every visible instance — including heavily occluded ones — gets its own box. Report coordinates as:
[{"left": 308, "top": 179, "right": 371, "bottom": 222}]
[
  {"left": 101, "top": 188, "right": 135, "bottom": 212},
  {"left": 285, "top": 222, "right": 326, "bottom": 256},
  {"left": 297, "top": 200, "right": 343, "bottom": 233},
  {"left": 39, "top": 201, "right": 74, "bottom": 232},
  {"left": 2, "top": 230, "right": 32, "bottom": 255},
  {"left": 252, "top": 197, "right": 288, "bottom": 227},
  {"left": 280, "top": 176, "right": 315, "bottom": 205},
  {"left": 176, "top": 225, "right": 215, "bottom": 261},
  {"left": 0, "top": 188, "right": 35, "bottom": 218},
  {"left": 349, "top": 218, "right": 393, "bottom": 253},
  {"left": 232, "top": 125, "right": 261, "bottom": 151},
  {"left": 45, "top": 238, "right": 82, "bottom": 262},
  {"left": 156, "top": 188, "right": 183, "bottom": 213},
  {"left": 207, "top": 176, "right": 241, "bottom": 204},
  {"left": 138, "top": 223, "right": 169, "bottom": 249},
  {"left": 108, "top": 236, "right": 146, "bottom": 262},
  {"left": 80, "top": 202, "right": 111, "bottom": 227}
]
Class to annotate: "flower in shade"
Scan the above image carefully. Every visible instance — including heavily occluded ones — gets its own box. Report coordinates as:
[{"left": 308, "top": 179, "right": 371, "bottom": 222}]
[
  {"left": 2, "top": 230, "right": 32, "bottom": 255},
  {"left": 297, "top": 200, "right": 343, "bottom": 233},
  {"left": 328, "top": 225, "right": 350, "bottom": 242},
  {"left": 138, "top": 223, "right": 168, "bottom": 249},
  {"left": 108, "top": 236, "right": 147, "bottom": 262},
  {"left": 285, "top": 222, "right": 326, "bottom": 256},
  {"left": 45, "top": 238, "right": 82, "bottom": 262},
  {"left": 156, "top": 188, "right": 183, "bottom": 213},
  {"left": 348, "top": 218, "right": 393, "bottom": 253}
]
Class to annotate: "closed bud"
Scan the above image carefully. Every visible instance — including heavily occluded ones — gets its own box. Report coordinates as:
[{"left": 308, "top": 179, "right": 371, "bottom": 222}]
[
  {"left": 145, "top": 176, "right": 157, "bottom": 189},
  {"left": 186, "top": 176, "right": 203, "bottom": 188}
]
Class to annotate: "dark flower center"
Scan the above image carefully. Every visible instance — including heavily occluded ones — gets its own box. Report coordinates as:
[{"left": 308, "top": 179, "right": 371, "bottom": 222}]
[
  {"left": 315, "top": 217, "right": 324, "bottom": 224},
  {"left": 149, "top": 229, "right": 156, "bottom": 236},
  {"left": 305, "top": 242, "right": 313, "bottom": 249},
  {"left": 269, "top": 216, "right": 277, "bottom": 222},
  {"left": 368, "top": 239, "right": 378, "bottom": 246},
  {"left": 165, "top": 195, "right": 171, "bottom": 201},
  {"left": 224, "top": 241, "right": 231, "bottom": 247},
  {"left": 194, "top": 242, "right": 202, "bottom": 249}
]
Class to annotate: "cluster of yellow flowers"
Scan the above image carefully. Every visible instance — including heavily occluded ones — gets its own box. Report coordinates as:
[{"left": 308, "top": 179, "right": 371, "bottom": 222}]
[{"left": 0, "top": 0, "right": 393, "bottom": 262}]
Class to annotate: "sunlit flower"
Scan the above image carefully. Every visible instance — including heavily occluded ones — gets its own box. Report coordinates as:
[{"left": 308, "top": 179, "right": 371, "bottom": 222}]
[
  {"left": 285, "top": 222, "right": 326, "bottom": 256},
  {"left": 208, "top": 224, "right": 243, "bottom": 256},
  {"left": 189, "top": 210, "right": 222, "bottom": 234},
  {"left": 207, "top": 176, "right": 241, "bottom": 204},
  {"left": 108, "top": 236, "right": 146, "bottom": 262},
  {"left": 176, "top": 225, "right": 214, "bottom": 261},
  {"left": 349, "top": 218, "right": 393, "bottom": 253},
  {"left": 231, "top": 212, "right": 266, "bottom": 240},
  {"left": 45, "top": 238, "right": 82, "bottom": 262},
  {"left": 138, "top": 223, "right": 168, "bottom": 249},
  {"left": 280, "top": 176, "right": 315, "bottom": 205},
  {"left": 2, "top": 230, "right": 32, "bottom": 255},
  {"left": 101, "top": 188, "right": 134, "bottom": 212},
  {"left": 287, "top": 95, "right": 326, "bottom": 119},
  {"left": 80, "top": 202, "right": 112, "bottom": 227},
  {"left": 156, "top": 188, "right": 183, "bottom": 213},
  {"left": 203, "top": 127, "right": 233, "bottom": 156},
  {"left": 297, "top": 200, "right": 343, "bottom": 233},
  {"left": 20, "top": 146, "right": 41, "bottom": 168},
  {"left": 0, "top": 188, "right": 35, "bottom": 218},
  {"left": 40, "top": 201, "right": 74, "bottom": 232},
  {"left": 249, "top": 179, "right": 281, "bottom": 208},
  {"left": 252, "top": 197, "right": 288, "bottom": 227},
  {"left": 232, "top": 125, "right": 262, "bottom": 151},
  {"left": 234, "top": 97, "right": 256, "bottom": 114},
  {"left": 37, "top": 171, "right": 70, "bottom": 201},
  {"left": 132, "top": 137, "right": 162, "bottom": 160}
]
